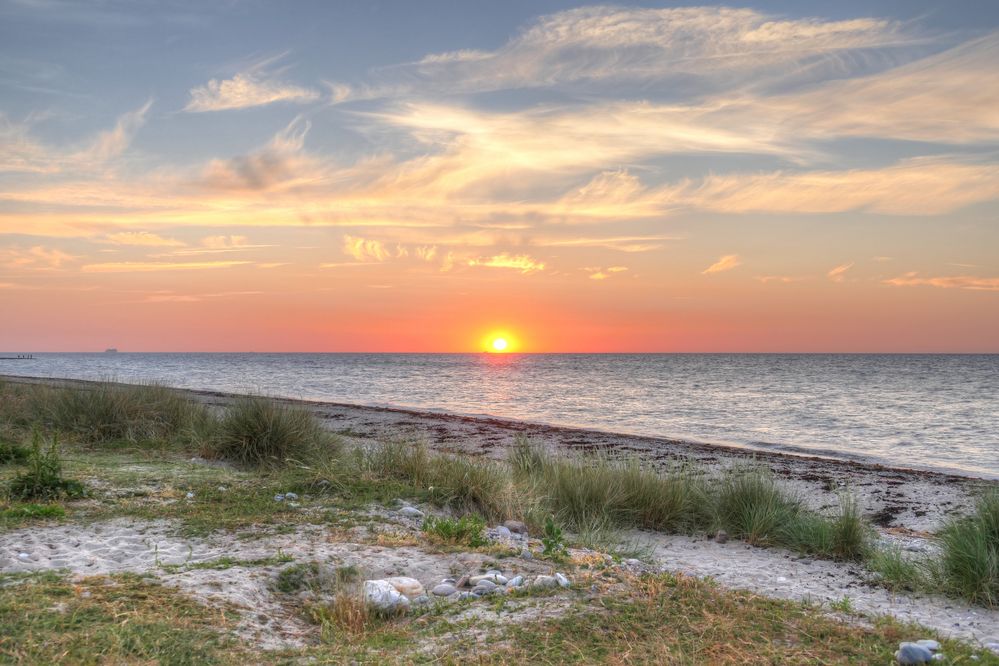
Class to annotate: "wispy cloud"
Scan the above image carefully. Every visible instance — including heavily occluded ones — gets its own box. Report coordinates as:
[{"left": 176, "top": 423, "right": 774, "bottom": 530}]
[
  {"left": 702, "top": 254, "right": 741, "bottom": 275},
  {"left": 0, "top": 245, "right": 75, "bottom": 269},
  {"left": 102, "top": 231, "right": 184, "bottom": 247},
  {"left": 883, "top": 273, "right": 999, "bottom": 292},
  {"left": 185, "top": 55, "right": 319, "bottom": 112},
  {"left": 827, "top": 263, "right": 854, "bottom": 282},
  {"left": 468, "top": 253, "right": 545, "bottom": 274},
  {"left": 588, "top": 266, "right": 628, "bottom": 280},
  {"left": 81, "top": 260, "right": 251, "bottom": 273}
]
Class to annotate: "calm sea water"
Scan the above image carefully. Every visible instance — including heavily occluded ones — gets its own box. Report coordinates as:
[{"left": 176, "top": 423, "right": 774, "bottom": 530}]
[{"left": 2, "top": 353, "right": 997, "bottom": 477}]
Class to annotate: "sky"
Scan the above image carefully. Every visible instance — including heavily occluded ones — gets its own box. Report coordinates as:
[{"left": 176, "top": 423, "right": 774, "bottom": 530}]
[{"left": 1, "top": 0, "right": 998, "bottom": 352}]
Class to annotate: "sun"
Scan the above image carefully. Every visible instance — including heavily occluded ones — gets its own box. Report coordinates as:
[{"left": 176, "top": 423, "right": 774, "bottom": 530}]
[{"left": 491, "top": 337, "right": 509, "bottom": 352}]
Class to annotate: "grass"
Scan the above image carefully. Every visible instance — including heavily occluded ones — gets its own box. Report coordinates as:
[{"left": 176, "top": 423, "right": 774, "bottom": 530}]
[
  {"left": 938, "top": 491, "right": 999, "bottom": 606},
  {"left": 422, "top": 514, "right": 488, "bottom": 547},
  {"left": 866, "top": 545, "right": 930, "bottom": 593},
  {"left": 0, "top": 440, "right": 29, "bottom": 464},
  {"left": 35, "top": 382, "right": 211, "bottom": 445},
  {"left": 6, "top": 431, "right": 85, "bottom": 501},
  {"left": 0, "top": 572, "right": 241, "bottom": 665},
  {"left": 273, "top": 561, "right": 359, "bottom": 595},
  {"left": 484, "top": 573, "right": 999, "bottom": 665},
  {"left": 207, "top": 396, "right": 333, "bottom": 468},
  {"left": 0, "top": 502, "right": 66, "bottom": 529}
]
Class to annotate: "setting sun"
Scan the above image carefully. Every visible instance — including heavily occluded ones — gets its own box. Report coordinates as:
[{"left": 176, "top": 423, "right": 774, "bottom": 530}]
[{"left": 491, "top": 337, "right": 509, "bottom": 352}]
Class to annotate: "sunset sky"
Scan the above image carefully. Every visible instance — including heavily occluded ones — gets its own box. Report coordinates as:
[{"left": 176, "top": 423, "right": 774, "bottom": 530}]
[{"left": 2, "top": 0, "right": 998, "bottom": 352}]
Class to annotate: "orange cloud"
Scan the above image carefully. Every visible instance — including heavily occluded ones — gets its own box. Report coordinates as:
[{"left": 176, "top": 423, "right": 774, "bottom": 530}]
[
  {"left": 883, "top": 273, "right": 999, "bottom": 292},
  {"left": 702, "top": 254, "right": 741, "bottom": 274}
]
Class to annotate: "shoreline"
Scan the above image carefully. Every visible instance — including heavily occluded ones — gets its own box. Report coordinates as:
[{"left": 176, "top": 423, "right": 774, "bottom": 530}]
[{"left": 4, "top": 373, "right": 995, "bottom": 532}]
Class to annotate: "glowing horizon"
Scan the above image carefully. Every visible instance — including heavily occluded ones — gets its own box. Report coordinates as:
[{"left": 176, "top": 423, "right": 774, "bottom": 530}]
[{"left": 1, "top": 2, "right": 998, "bottom": 353}]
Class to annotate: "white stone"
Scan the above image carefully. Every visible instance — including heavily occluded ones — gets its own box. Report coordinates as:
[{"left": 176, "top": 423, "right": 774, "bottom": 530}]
[
  {"left": 532, "top": 575, "right": 558, "bottom": 589},
  {"left": 398, "top": 506, "right": 424, "bottom": 518},
  {"left": 385, "top": 576, "right": 424, "bottom": 598},
  {"left": 494, "top": 526, "right": 512, "bottom": 537},
  {"left": 916, "top": 640, "right": 941, "bottom": 652},
  {"left": 555, "top": 573, "right": 571, "bottom": 588},
  {"left": 506, "top": 575, "right": 524, "bottom": 587},
  {"left": 364, "top": 579, "right": 410, "bottom": 612},
  {"left": 469, "top": 573, "right": 506, "bottom": 586},
  {"left": 432, "top": 583, "right": 457, "bottom": 597}
]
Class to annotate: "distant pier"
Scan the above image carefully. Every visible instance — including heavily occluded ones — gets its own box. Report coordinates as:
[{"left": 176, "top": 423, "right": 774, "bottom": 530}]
[{"left": 0, "top": 353, "right": 35, "bottom": 360}]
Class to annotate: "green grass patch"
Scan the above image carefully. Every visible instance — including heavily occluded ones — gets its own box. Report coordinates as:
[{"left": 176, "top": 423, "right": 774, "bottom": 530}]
[
  {"left": 939, "top": 491, "right": 999, "bottom": 606},
  {"left": 422, "top": 514, "right": 487, "bottom": 547},
  {"left": 0, "top": 572, "right": 242, "bottom": 665},
  {"left": 6, "top": 432, "right": 85, "bottom": 501},
  {"left": 207, "top": 397, "right": 334, "bottom": 468},
  {"left": 0, "top": 440, "right": 29, "bottom": 464}
]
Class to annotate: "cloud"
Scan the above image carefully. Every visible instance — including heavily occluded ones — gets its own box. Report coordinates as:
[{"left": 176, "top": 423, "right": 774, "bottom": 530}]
[
  {"left": 537, "top": 234, "right": 680, "bottom": 252},
  {"left": 343, "top": 235, "right": 390, "bottom": 262},
  {"left": 883, "top": 273, "right": 999, "bottom": 292},
  {"left": 702, "top": 254, "right": 741, "bottom": 275},
  {"left": 673, "top": 158, "right": 999, "bottom": 216},
  {"left": 335, "top": 6, "right": 913, "bottom": 101},
  {"left": 827, "top": 263, "right": 854, "bottom": 282},
  {"left": 81, "top": 260, "right": 251, "bottom": 273},
  {"left": 588, "top": 266, "right": 628, "bottom": 280},
  {"left": 201, "top": 235, "right": 249, "bottom": 249},
  {"left": 468, "top": 253, "right": 545, "bottom": 274},
  {"left": 82, "top": 98, "right": 152, "bottom": 162},
  {"left": 757, "top": 275, "right": 807, "bottom": 284},
  {"left": 0, "top": 245, "right": 75, "bottom": 269},
  {"left": 103, "top": 231, "right": 184, "bottom": 247},
  {"left": 185, "top": 66, "right": 319, "bottom": 112}
]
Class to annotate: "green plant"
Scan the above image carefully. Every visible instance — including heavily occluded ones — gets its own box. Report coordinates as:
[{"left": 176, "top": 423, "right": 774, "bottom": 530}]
[
  {"left": 866, "top": 545, "right": 929, "bottom": 593},
  {"left": 209, "top": 397, "right": 332, "bottom": 468},
  {"left": 273, "top": 561, "right": 356, "bottom": 595},
  {"left": 7, "top": 432, "right": 85, "bottom": 501},
  {"left": 0, "top": 440, "right": 30, "bottom": 464},
  {"left": 714, "top": 469, "right": 802, "bottom": 546},
  {"left": 541, "top": 515, "right": 569, "bottom": 561},
  {"left": 829, "top": 595, "right": 855, "bottom": 613},
  {"left": 938, "top": 492, "right": 999, "bottom": 606},
  {"left": 38, "top": 382, "right": 209, "bottom": 445},
  {"left": 421, "top": 514, "right": 487, "bottom": 547}
]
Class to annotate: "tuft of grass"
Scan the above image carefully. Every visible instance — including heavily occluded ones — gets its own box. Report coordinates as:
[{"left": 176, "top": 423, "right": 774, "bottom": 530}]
[
  {"left": 422, "top": 514, "right": 487, "bottom": 547},
  {"left": 938, "top": 491, "right": 999, "bottom": 606},
  {"left": 714, "top": 469, "right": 802, "bottom": 546},
  {"left": 208, "top": 397, "right": 333, "bottom": 468},
  {"left": 7, "top": 431, "right": 85, "bottom": 501},
  {"left": 37, "top": 382, "right": 210, "bottom": 445},
  {"left": 273, "top": 561, "right": 358, "bottom": 595},
  {"left": 0, "top": 440, "right": 30, "bottom": 464},
  {"left": 866, "top": 545, "right": 930, "bottom": 593},
  {"left": 309, "top": 594, "right": 376, "bottom": 641},
  {"left": 782, "top": 496, "right": 870, "bottom": 561}
]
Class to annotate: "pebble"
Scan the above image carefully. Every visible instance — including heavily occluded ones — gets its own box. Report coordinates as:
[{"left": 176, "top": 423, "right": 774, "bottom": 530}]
[
  {"left": 532, "top": 575, "right": 558, "bottom": 589},
  {"left": 384, "top": 576, "right": 424, "bottom": 598},
  {"left": 506, "top": 575, "right": 524, "bottom": 587},
  {"left": 520, "top": 548, "right": 533, "bottom": 560},
  {"left": 441, "top": 578, "right": 456, "bottom": 585},
  {"left": 216, "top": 486, "right": 227, "bottom": 492},
  {"left": 432, "top": 584, "right": 457, "bottom": 597},
  {"left": 185, "top": 492, "right": 195, "bottom": 500},
  {"left": 398, "top": 506, "right": 424, "bottom": 518},
  {"left": 284, "top": 492, "right": 299, "bottom": 501},
  {"left": 363, "top": 579, "right": 410, "bottom": 612},
  {"left": 715, "top": 530, "right": 728, "bottom": 544},
  {"left": 457, "top": 592, "right": 475, "bottom": 601},
  {"left": 985, "top": 641, "right": 999, "bottom": 654},
  {"left": 274, "top": 494, "right": 285, "bottom": 502},
  {"left": 494, "top": 526, "right": 512, "bottom": 537},
  {"left": 470, "top": 574, "right": 506, "bottom": 586},
  {"left": 411, "top": 595, "right": 431, "bottom": 607},
  {"left": 473, "top": 579, "right": 498, "bottom": 591},
  {"left": 555, "top": 573, "right": 571, "bottom": 588},
  {"left": 504, "top": 520, "right": 528, "bottom": 535},
  {"left": 916, "top": 640, "right": 941, "bottom": 652},
  {"left": 455, "top": 575, "right": 470, "bottom": 588},
  {"left": 896, "top": 642, "right": 934, "bottom": 664},
  {"left": 17, "top": 552, "right": 31, "bottom": 561}
]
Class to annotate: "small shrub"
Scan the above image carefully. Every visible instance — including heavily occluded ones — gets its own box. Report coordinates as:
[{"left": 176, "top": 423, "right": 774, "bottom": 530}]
[
  {"left": 7, "top": 432, "right": 85, "bottom": 501},
  {"left": 0, "top": 441, "right": 30, "bottom": 464},
  {"left": 422, "top": 514, "right": 487, "bottom": 547},
  {"left": 542, "top": 515, "right": 569, "bottom": 561},
  {"left": 210, "top": 397, "right": 331, "bottom": 467},
  {"left": 939, "top": 492, "right": 999, "bottom": 606}
]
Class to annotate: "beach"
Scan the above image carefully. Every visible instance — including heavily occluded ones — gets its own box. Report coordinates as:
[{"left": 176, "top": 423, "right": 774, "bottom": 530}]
[{"left": 2, "top": 375, "right": 999, "bottom": 661}]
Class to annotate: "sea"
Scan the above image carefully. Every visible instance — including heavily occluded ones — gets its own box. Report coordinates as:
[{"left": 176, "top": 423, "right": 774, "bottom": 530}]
[{"left": 2, "top": 353, "right": 997, "bottom": 477}]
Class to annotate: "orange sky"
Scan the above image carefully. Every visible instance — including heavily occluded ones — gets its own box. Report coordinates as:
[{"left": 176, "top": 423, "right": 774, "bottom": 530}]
[{"left": 2, "top": 3, "right": 998, "bottom": 352}]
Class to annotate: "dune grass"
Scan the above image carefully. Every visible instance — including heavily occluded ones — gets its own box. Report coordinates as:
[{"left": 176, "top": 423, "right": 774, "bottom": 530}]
[
  {"left": 35, "top": 382, "right": 211, "bottom": 445},
  {"left": 207, "top": 396, "right": 333, "bottom": 468},
  {"left": 938, "top": 491, "right": 999, "bottom": 606}
]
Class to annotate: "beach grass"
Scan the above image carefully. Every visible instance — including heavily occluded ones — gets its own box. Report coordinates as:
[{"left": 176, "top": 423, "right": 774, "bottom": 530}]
[
  {"left": 939, "top": 491, "right": 999, "bottom": 606},
  {"left": 207, "top": 396, "right": 334, "bottom": 468}
]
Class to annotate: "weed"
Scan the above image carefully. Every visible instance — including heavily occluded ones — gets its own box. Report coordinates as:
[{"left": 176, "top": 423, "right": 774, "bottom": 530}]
[
  {"left": 541, "top": 515, "right": 569, "bottom": 561},
  {"left": 7, "top": 431, "right": 85, "bottom": 500},
  {"left": 0, "top": 440, "right": 29, "bottom": 464}
]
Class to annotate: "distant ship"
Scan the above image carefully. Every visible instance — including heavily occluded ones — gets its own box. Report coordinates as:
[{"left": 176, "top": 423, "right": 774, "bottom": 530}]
[{"left": 105, "top": 348, "right": 118, "bottom": 353}]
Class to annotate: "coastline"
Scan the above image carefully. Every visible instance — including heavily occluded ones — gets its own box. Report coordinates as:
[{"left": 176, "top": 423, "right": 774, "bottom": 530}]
[{"left": 4, "top": 373, "right": 994, "bottom": 532}]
